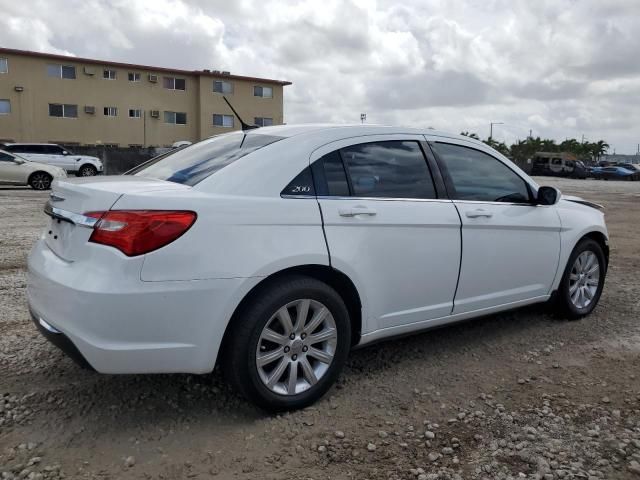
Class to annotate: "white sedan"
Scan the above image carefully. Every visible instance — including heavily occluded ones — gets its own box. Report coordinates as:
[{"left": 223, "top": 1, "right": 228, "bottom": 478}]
[
  {"left": 0, "top": 150, "right": 66, "bottom": 189},
  {"left": 27, "top": 125, "right": 608, "bottom": 410}
]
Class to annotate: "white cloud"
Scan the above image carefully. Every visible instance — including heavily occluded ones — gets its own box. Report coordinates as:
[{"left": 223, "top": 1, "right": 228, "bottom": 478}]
[{"left": 0, "top": 0, "right": 639, "bottom": 152}]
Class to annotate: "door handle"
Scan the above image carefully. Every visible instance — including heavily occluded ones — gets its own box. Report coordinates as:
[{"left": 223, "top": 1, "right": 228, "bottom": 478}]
[
  {"left": 339, "top": 206, "right": 377, "bottom": 217},
  {"left": 465, "top": 209, "right": 493, "bottom": 218}
]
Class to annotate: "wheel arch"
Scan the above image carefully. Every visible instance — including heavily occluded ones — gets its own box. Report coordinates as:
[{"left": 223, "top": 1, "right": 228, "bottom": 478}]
[
  {"left": 218, "top": 264, "right": 362, "bottom": 366},
  {"left": 77, "top": 163, "right": 97, "bottom": 176},
  {"left": 27, "top": 170, "right": 52, "bottom": 186},
  {"left": 582, "top": 230, "right": 609, "bottom": 267}
]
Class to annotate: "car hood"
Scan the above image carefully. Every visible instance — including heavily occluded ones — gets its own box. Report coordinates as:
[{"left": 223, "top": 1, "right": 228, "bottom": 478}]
[
  {"left": 23, "top": 160, "right": 66, "bottom": 176},
  {"left": 562, "top": 194, "right": 604, "bottom": 211}
]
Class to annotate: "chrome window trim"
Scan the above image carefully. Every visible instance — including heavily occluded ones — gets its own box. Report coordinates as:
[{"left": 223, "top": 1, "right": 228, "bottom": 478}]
[
  {"left": 43, "top": 202, "right": 98, "bottom": 228},
  {"left": 282, "top": 194, "right": 453, "bottom": 204},
  {"left": 452, "top": 199, "right": 539, "bottom": 207}
]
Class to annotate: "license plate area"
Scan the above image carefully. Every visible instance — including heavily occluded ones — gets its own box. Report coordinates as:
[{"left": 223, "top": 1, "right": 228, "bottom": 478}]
[{"left": 44, "top": 218, "right": 76, "bottom": 259}]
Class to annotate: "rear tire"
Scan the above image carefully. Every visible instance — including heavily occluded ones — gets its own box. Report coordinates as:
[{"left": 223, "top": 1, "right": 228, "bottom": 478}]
[
  {"left": 28, "top": 172, "right": 52, "bottom": 190},
  {"left": 553, "top": 238, "right": 606, "bottom": 320},
  {"left": 223, "top": 275, "right": 351, "bottom": 411},
  {"left": 77, "top": 164, "right": 97, "bottom": 177}
]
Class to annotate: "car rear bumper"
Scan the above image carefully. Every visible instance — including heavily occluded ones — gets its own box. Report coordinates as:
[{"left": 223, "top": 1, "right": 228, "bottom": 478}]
[
  {"left": 27, "top": 238, "right": 255, "bottom": 374},
  {"left": 30, "top": 308, "right": 95, "bottom": 370}
]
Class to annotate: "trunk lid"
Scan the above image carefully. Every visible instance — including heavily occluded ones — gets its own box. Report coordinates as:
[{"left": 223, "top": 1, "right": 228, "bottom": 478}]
[{"left": 44, "top": 176, "right": 191, "bottom": 261}]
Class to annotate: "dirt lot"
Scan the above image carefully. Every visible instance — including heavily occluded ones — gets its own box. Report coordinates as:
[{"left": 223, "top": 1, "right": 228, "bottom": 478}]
[{"left": 1, "top": 177, "right": 640, "bottom": 480}]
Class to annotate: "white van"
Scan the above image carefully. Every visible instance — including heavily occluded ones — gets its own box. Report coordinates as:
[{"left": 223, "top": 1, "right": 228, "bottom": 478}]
[{"left": 2, "top": 143, "right": 103, "bottom": 176}]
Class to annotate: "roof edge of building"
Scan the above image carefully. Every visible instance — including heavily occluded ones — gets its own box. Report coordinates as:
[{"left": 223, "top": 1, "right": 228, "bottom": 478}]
[{"left": 0, "top": 47, "right": 292, "bottom": 86}]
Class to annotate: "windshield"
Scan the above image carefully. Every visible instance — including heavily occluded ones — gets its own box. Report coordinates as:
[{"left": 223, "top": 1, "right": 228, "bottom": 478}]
[{"left": 131, "top": 131, "right": 284, "bottom": 186}]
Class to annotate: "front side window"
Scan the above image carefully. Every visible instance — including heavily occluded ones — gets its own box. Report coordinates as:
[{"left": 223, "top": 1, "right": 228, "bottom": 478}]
[
  {"left": 104, "top": 106, "right": 117, "bottom": 116},
  {"left": 0, "top": 152, "right": 15, "bottom": 161},
  {"left": 254, "top": 117, "right": 273, "bottom": 127},
  {"left": 253, "top": 86, "right": 273, "bottom": 98},
  {"left": 339, "top": 141, "right": 436, "bottom": 199},
  {"left": 213, "top": 80, "right": 233, "bottom": 94},
  {"left": 0, "top": 58, "right": 7, "bottom": 73},
  {"left": 213, "top": 114, "right": 234, "bottom": 127},
  {"left": 49, "top": 103, "right": 78, "bottom": 118},
  {"left": 0, "top": 99, "right": 10, "bottom": 114},
  {"left": 163, "top": 77, "right": 186, "bottom": 90},
  {"left": 103, "top": 69, "right": 117, "bottom": 80},
  {"left": 130, "top": 131, "right": 283, "bottom": 186},
  {"left": 164, "top": 111, "right": 187, "bottom": 125},
  {"left": 431, "top": 143, "right": 530, "bottom": 203}
]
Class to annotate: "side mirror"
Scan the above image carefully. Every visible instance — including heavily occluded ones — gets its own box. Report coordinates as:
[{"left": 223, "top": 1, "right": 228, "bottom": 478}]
[
  {"left": 62, "top": 151, "right": 69, "bottom": 155},
  {"left": 536, "top": 186, "right": 561, "bottom": 206},
  {"left": 13, "top": 158, "right": 24, "bottom": 165}
]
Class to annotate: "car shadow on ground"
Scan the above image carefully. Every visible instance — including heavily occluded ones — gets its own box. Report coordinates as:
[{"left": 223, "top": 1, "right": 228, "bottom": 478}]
[{"left": 13, "top": 301, "right": 570, "bottom": 439}]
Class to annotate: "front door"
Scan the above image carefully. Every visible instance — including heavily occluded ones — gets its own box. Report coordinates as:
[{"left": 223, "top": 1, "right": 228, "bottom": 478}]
[
  {"left": 0, "top": 152, "right": 26, "bottom": 184},
  {"left": 429, "top": 140, "right": 561, "bottom": 314},
  {"left": 313, "top": 135, "right": 462, "bottom": 332}
]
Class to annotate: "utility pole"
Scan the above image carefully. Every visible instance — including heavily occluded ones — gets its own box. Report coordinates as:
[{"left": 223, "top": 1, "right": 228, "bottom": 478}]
[
  {"left": 360, "top": 113, "right": 366, "bottom": 124},
  {"left": 529, "top": 129, "right": 532, "bottom": 139},
  {"left": 489, "top": 122, "right": 503, "bottom": 141},
  {"left": 581, "top": 134, "right": 585, "bottom": 144}
]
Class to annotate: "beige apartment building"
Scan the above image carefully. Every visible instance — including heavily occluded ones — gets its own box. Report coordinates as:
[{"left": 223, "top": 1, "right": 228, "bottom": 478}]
[{"left": 0, "top": 47, "right": 291, "bottom": 147}]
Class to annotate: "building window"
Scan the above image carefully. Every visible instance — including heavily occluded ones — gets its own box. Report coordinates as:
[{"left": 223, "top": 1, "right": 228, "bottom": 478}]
[
  {"left": 103, "top": 69, "right": 117, "bottom": 80},
  {"left": 253, "top": 86, "right": 273, "bottom": 98},
  {"left": 129, "top": 108, "right": 142, "bottom": 118},
  {"left": 104, "top": 107, "right": 118, "bottom": 116},
  {"left": 163, "top": 76, "right": 186, "bottom": 90},
  {"left": 213, "top": 80, "right": 233, "bottom": 94},
  {"left": 213, "top": 114, "right": 234, "bottom": 127},
  {"left": 0, "top": 99, "right": 10, "bottom": 114},
  {"left": 128, "top": 72, "right": 141, "bottom": 82},
  {"left": 0, "top": 58, "right": 7, "bottom": 74},
  {"left": 49, "top": 103, "right": 78, "bottom": 118},
  {"left": 164, "top": 111, "right": 187, "bottom": 125},
  {"left": 254, "top": 117, "right": 273, "bottom": 127},
  {"left": 47, "top": 64, "right": 76, "bottom": 79}
]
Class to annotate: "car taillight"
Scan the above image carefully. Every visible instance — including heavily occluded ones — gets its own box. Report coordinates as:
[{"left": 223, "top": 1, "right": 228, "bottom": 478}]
[{"left": 84, "top": 210, "right": 197, "bottom": 256}]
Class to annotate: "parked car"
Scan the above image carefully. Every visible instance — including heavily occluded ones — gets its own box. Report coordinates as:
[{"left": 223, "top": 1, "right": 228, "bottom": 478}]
[
  {"left": 0, "top": 150, "right": 66, "bottom": 190},
  {"left": 531, "top": 154, "right": 588, "bottom": 179},
  {"left": 2, "top": 143, "right": 103, "bottom": 176},
  {"left": 616, "top": 163, "right": 640, "bottom": 173},
  {"left": 27, "top": 125, "right": 609, "bottom": 411},
  {"left": 590, "top": 166, "right": 639, "bottom": 181}
]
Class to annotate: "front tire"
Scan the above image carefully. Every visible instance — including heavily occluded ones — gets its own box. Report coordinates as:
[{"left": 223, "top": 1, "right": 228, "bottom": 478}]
[
  {"left": 77, "top": 164, "right": 97, "bottom": 177},
  {"left": 554, "top": 238, "right": 606, "bottom": 319},
  {"left": 28, "top": 172, "right": 52, "bottom": 190},
  {"left": 223, "top": 275, "right": 351, "bottom": 411}
]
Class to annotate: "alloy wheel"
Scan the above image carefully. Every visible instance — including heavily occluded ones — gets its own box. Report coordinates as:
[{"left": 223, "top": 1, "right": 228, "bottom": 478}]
[
  {"left": 80, "top": 166, "right": 96, "bottom": 176},
  {"left": 31, "top": 173, "right": 51, "bottom": 190},
  {"left": 568, "top": 251, "right": 600, "bottom": 309},
  {"left": 256, "top": 299, "right": 337, "bottom": 396}
]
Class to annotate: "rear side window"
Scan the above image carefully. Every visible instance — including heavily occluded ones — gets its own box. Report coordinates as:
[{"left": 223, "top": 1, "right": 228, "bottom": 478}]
[
  {"left": 431, "top": 143, "right": 530, "bottom": 203},
  {"left": 282, "top": 167, "right": 315, "bottom": 196},
  {"left": 340, "top": 141, "right": 436, "bottom": 199},
  {"left": 132, "top": 131, "right": 283, "bottom": 186}
]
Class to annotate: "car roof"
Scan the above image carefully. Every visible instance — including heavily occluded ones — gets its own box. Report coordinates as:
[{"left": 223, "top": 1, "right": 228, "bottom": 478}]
[
  {"left": 3, "top": 142, "right": 61, "bottom": 146},
  {"left": 246, "top": 123, "right": 484, "bottom": 146}
]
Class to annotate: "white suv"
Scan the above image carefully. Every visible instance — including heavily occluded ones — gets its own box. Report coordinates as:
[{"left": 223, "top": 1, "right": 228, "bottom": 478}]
[{"left": 3, "top": 143, "right": 103, "bottom": 176}]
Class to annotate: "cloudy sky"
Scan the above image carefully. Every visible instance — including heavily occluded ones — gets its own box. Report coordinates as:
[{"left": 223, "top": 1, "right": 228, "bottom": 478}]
[{"left": 2, "top": 0, "right": 639, "bottom": 153}]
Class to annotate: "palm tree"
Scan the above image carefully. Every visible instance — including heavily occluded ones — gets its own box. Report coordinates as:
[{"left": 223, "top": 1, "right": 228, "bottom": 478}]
[
  {"left": 592, "top": 140, "right": 609, "bottom": 162},
  {"left": 460, "top": 131, "right": 480, "bottom": 140}
]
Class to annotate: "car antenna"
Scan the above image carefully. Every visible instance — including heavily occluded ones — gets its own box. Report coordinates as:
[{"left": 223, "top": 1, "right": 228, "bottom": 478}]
[{"left": 223, "top": 96, "right": 258, "bottom": 131}]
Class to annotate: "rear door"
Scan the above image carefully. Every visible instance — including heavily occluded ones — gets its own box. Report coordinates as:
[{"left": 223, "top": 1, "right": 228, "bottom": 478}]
[
  {"left": 313, "top": 135, "right": 461, "bottom": 332},
  {"left": 429, "top": 140, "right": 561, "bottom": 314}
]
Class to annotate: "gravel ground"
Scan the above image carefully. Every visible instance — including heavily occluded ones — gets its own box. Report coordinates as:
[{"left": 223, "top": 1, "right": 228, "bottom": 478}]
[{"left": 1, "top": 177, "right": 640, "bottom": 480}]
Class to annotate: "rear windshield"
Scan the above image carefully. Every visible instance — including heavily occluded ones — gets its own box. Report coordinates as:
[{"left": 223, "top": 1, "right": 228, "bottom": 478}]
[{"left": 131, "top": 131, "right": 284, "bottom": 186}]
